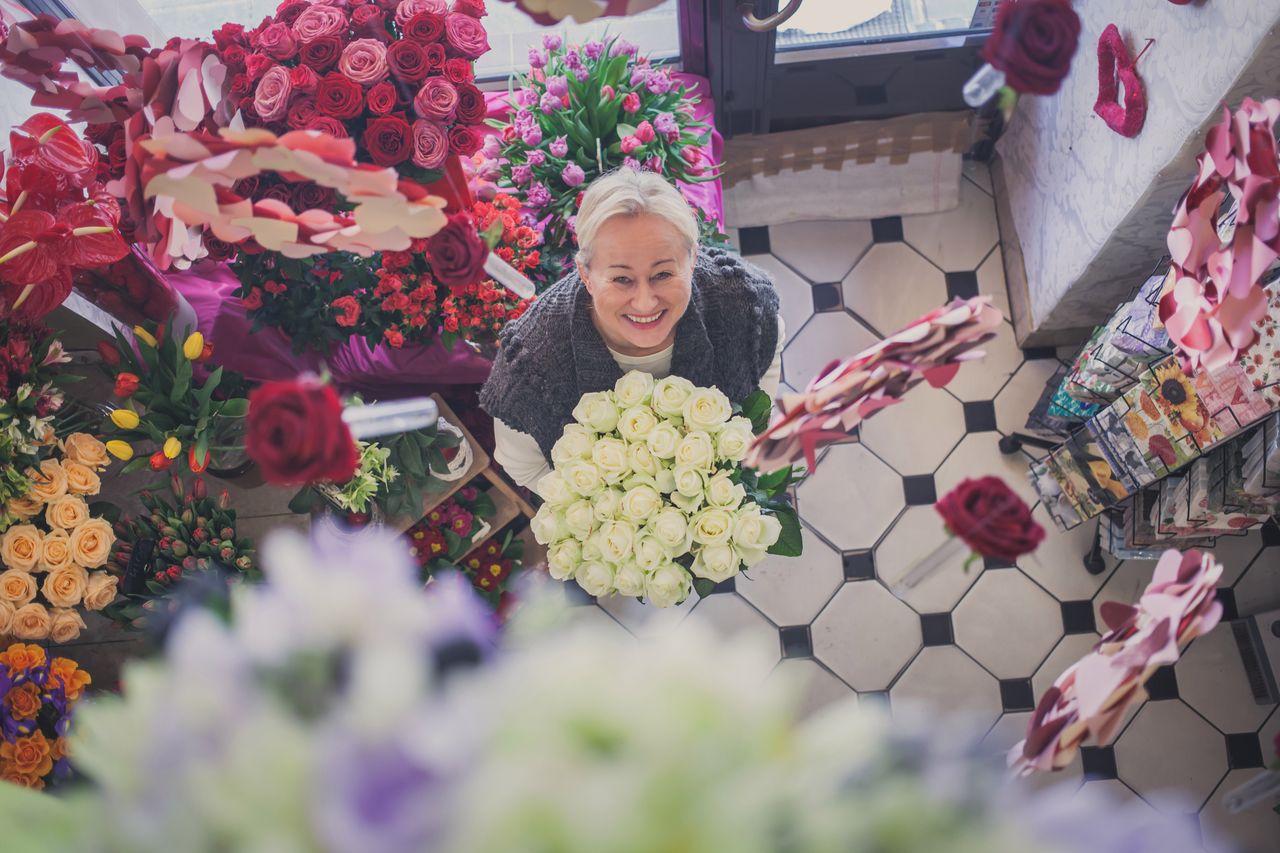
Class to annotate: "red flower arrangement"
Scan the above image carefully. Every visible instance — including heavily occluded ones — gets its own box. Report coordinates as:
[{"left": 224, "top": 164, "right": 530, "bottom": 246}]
[{"left": 405, "top": 484, "right": 524, "bottom": 609}]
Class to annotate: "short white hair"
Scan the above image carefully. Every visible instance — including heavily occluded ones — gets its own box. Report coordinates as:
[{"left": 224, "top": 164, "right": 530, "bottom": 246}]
[{"left": 574, "top": 168, "right": 699, "bottom": 267}]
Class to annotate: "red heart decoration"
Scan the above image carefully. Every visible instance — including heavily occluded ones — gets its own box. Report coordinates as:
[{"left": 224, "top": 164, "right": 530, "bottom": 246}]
[{"left": 1093, "top": 24, "right": 1148, "bottom": 138}]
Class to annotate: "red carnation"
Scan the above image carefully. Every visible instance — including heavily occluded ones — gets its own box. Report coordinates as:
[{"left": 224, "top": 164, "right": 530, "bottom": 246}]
[
  {"left": 307, "top": 116, "right": 349, "bottom": 138},
  {"left": 383, "top": 327, "right": 405, "bottom": 348},
  {"left": 245, "top": 377, "right": 359, "bottom": 487},
  {"left": 387, "top": 39, "right": 430, "bottom": 83},
  {"left": 332, "top": 295, "right": 361, "bottom": 326},
  {"left": 299, "top": 36, "right": 342, "bottom": 71},
  {"left": 443, "top": 57, "right": 474, "bottom": 84},
  {"left": 316, "top": 72, "right": 365, "bottom": 119},
  {"left": 448, "top": 124, "right": 482, "bottom": 156},
  {"left": 289, "top": 64, "right": 319, "bottom": 93},
  {"left": 242, "top": 288, "right": 264, "bottom": 310},
  {"left": 366, "top": 81, "right": 397, "bottom": 115},
  {"left": 362, "top": 115, "right": 413, "bottom": 166},
  {"left": 403, "top": 12, "right": 445, "bottom": 44},
  {"left": 934, "top": 476, "right": 1045, "bottom": 562},
  {"left": 454, "top": 83, "right": 486, "bottom": 123}
]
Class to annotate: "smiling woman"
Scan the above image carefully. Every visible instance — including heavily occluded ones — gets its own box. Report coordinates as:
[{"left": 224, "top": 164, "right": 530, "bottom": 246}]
[{"left": 480, "top": 168, "right": 785, "bottom": 488}]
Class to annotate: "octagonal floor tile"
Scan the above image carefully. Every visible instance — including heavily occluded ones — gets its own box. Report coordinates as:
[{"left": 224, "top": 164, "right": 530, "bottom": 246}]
[
  {"left": 976, "top": 247, "right": 1010, "bottom": 320},
  {"left": 565, "top": 603, "right": 635, "bottom": 638},
  {"left": 993, "top": 358, "right": 1061, "bottom": 437},
  {"left": 812, "top": 581, "right": 922, "bottom": 691},
  {"left": 1257, "top": 708, "right": 1280, "bottom": 778},
  {"left": 798, "top": 443, "right": 904, "bottom": 551},
  {"left": 595, "top": 585, "right": 698, "bottom": 637},
  {"left": 1094, "top": 559, "right": 1159, "bottom": 629},
  {"left": 1231, "top": 548, "right": 1280, "bottom": 616},
  {"left": 841, "top": 243, "right": 948, "bottom": 337},
  {"left": 1033, "top": 632, "right": 1103, "bottom": 700},
  {"left": 681, "top": 593, "right": 780, "bottom": 678},
  {"left": 890, "top": 646, "right": 1003, "bottom": 731},
  {"left": 963, "top": 159, "right": 993, "bottom": 196},
  {"left": 943, "top": 319, "right": 1025, "bottom": 402},
  {"left": 875, "top": 505, "right": 979, "bottom": 613},
  {"left": 1114, "top": 700, "right": 1229, "bottom": 811},
  {"left": 1020, "top": 506, "right": 1118, "bottom": 602},
  {"left": 1072, "top": 778, "right": 1147, "bottom": 809},
  {"left": 748, "top": 253, "right": 815, "bottom": 349},
  {"left": 1201, "top": 769, "right": 1280, "bottom": 853},
  {"left": 902, "top": 178, "right": 1000, "bottom": 272},
  {"left": 738, "top": 526, "right": 843, "bottom": 627},
  {"left": 986, "top": 714, "right": 1086, "bottom": 794},
  {"left": 934, "top": 432, "right": 1040, "bottom": 510},
  {"left": 859, "top": 386, "right": 966, "bottom": 476},
  {"left": 771, "top": 658, "right": 856, "bottom": 718},
  {"left": 1210, "top": 529, "right": 1265, "bottom": 587},
  {"left": 782, "top": 310, "right": 880, "bottom": 390},
  {"left": 769, "top": 220, "right": 872, "bottom": 284},
  {"left": 1176, "top": 628, "right": 1270, "bottom": 734},
  {"left": 954, "top": 570, "right": 1063, "bottom": 679}
]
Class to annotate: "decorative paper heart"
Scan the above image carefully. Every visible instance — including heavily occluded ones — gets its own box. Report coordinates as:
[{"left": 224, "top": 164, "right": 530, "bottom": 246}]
[{"left": 1093, "top": 24, "right": 1148, "bottom": 138}]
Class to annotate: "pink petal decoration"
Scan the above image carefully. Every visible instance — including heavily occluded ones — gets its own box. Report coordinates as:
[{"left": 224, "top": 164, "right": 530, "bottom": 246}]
[
  {"left": 744, "top": 296, "right": 1002, "bottom": 473},
  {"left": 497, "top": 0, "right": 668, "bottom": 26},
  {"left": 1010, "top": 548, "right": 1224, "bottom": 775}
]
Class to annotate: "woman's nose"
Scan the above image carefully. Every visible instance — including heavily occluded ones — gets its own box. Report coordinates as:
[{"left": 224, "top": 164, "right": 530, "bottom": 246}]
[{"left": 630, "top": 282, "right": 660, "bottom": 312}]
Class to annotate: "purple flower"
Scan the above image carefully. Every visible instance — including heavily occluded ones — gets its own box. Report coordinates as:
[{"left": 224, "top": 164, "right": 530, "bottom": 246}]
[
  {"left": 562, "top": 162, "right": 585, "bottom": 187},
  {"left": 573, "top": 67, "right": 590, "bottom": 82},
  {"left": 527, "top": 149, "right": 546, "bottom": 166},
  {"left": 567, "top": 215, "right": 577, "bottom": 233},
  {"left": 647, "top": 72, "right": 673, "bottom": 95},
  {"left": 610, "top": 39, "right": 637, "bottom": 58},
  {"left": 630, "top": 66, "right": 649, "bottom": 88},
  {"left": 514, "top": 109, "right": 536, "bottom": 130},
  {"left": 516, "top": 87, "right": 538, "bottom": 107},
  {"left": 482, "top": 135, "right": 502, "bottom": 158},
  {"left": 623, "top": 156, "right": 641, "bottom": 171},
  {"left": 562, "top": 50, "right": 582, "bottom": 71},
  {"left": 546, "top": 75, "right": 569, "bottom": 98},
  {"left": 550, "top": 136, "right": 569, "bottom": 158},
  {"left": 644, "top": 156, "right": 662, "bottom": 173},
  {"left": 655, "top": 111, "right": 678, "bottom": 136},
  {"left": 521, "top": 124, "right": 543, "bottom": 147},
  {"left": 527, "top": 182, "right": 552, "bottom": 208},
  {"left": 527, "top": 48, "right": 545, "bottom": 69},
  {"left": 512, "top": 164, "right": 533, "bottom": 185},
  {"left": 584, "top": 40, "right": 604, "bottom": 60},
  {"left": 539, "top": 92, "right": 562, "bottom": 114},
  {"left": 542, "top": 34, "right": 562, "bottom": 52}
]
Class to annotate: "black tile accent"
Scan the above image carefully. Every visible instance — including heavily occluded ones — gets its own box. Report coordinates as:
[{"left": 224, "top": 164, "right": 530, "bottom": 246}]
[
  {"left": 1262, "top": 518, "right": 1280, "bottom": 547},
  {"left": 945, "top": 270, "right": 980, "bottom": 300},
  {"left": 812, "top": 282, "right": 842, "bottom": 312},
  {"left": 962, "top": 400, "right": 998, "bottom": 433},
  {"left": 1144, "top": 665, "right": 1179, "bottom": 700},
  {"left": 854, "top": 84, "right": 888, "bottom": 106},
  {"left": 999, "top": 678, "right": 1036, "bottom": 712},
  {"left": 738, "top": 226, "right": 770, "bottom": 256},
  {"left": 1021, "top": 346, "right": 1059, "bottom": 361},
  {"left": 860, "top": 689, "right": 891, "bottom": 709},
  {"left": 983, "top": 555, "right": 1016, "bottom": 570},
  {"left": 1216, "top": 587, "right": 1238, "bottom": 622},
  {"left": 920, "top": 612, "right": 954, "bottom": 646},
  {"left": 871, "top": 216, "right": 904, "bottom": 243},
  {"left": 564, "top": 583, "right": 596, "bottom": 606},
  {"left": 779, "top": 625, "right": 813, "bottom": 659},
  {"left": 1226, "top": 733, "right": 1265, "bottom": 769},
  {"left": 842, "top": 551, "right": 876, "bottom": 581},
  {"left": 1080, "top": 745, "right": 1118, "bottom": 780},
  {"left": 711, "top": 577, "right": 736, "bottom": 595},
  {"left": 903, "top": 474, "right": 937, "bottom": 506},
  {"left": 1060, "top": 600, "right": 1097, "bottom": 635}
]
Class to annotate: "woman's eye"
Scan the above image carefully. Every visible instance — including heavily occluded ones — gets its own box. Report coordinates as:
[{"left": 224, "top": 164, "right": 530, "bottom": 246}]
[
  {"left": 652, "top": 271, "right": 672, "bottom": 281},
  {"left": 612, "top": 276, "right": 632, "bottom": 285}
]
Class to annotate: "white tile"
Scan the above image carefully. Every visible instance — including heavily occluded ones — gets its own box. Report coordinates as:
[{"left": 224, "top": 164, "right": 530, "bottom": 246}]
[
  {"left": 859, "top": 380, "right": 967, "bottom": 476},
  {"left": 236, "top": 512, "right": 311, "bottom": 544},
  {"left": 1176, "top": 629, "right": 1272, "bottom": 734},
  {"left": 976, "top": 247, "right": 1010, "bottom": 320},
  {"left": 954, "top": 570, "right": 1063, "bottom": 679},
  {"left": 963, "top": 159, "right": 994, "bottom": 196},
  {"left": 991, "top": 716, "right": 1087, "bottom": 794},
  {"left": 943, "top": 319, "right": 1024, "bottom": 401},
  {"left": 1201, "top": 769, "right": 1280, "bottom": 853},
  {"left": 1033, "top": 632, "right": 1104, "bottom": 700},
  {"left": 747, "top": 253, "right": 815, "bottom": 355},
  {"left": 902, "top": 179, "right": 1000, "bottom": 272},
  {"left": 875, "top": 505, "right": 980, "bottom": 613},
  {"left": 1211, "top": 530, "right": 1265, "bottom": 587},
  {"left": 771, "top": 658, "right": 856, "bottom": 718},
  {"left": 1114, "top": 700, "right": 1229, "bottom": 811},
  {"left": 1232, "top": 549, "right": 1280, "bottom": 617},
  {"left": 561, "top": 603, "right": 634, "bottom": 639},
  {"left": 1072, "top": 777, "right": 1146, "bottom": 809},
  {"left": 769, "top": 220, "right": 872, "bottom": 283},
  {"left": 1260, "top": 707, "right": 1280, "bottom": 765},
  {"left": 993, "top": 358, "right": 1060, "bottom": 437},
  {"left": 781, "top": 311, "right": 879, "bottom": 390},
  {"left": 737, "top": 526, "right": 843, "bottom": 627},
  {"left": 934, "top": 432, "right": 1041, "bottom": 510},
  {"left": 891, "top": 646, "right": 1003, "bottom": 731},
  {"left": 1020, "top": 506, "right": 1118, "bottom": 602},
  {"left": 1094, "top": 559, "right": 1159, "bottom": 629},
  {"left": 797, "top": 443, "right": 903, "bottom": 551},
  {"left": 841, "top": 243, "right": 948, "bottom": 337},
  {"left": 682, "top": 593, "right": 780, "bottom": 678},
  {"left": 811, "top": 582, "right": 922, "bottom": 691},
  {"left": 595, "top": 588, "right": 697, "bottom": 637}
]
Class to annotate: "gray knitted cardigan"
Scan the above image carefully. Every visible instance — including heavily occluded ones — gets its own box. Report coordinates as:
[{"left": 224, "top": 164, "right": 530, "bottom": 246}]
[{"left": 480, "top": 246, "right": 780, "bottom": 461}]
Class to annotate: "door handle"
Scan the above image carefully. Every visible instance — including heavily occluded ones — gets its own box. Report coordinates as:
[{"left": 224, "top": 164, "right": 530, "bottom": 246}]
[{"left": 737, "top": 0, "right": 805, "bottom": 33}]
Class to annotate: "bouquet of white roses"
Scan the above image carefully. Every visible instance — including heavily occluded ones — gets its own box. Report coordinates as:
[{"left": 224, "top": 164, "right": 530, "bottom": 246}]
[{"left": 530, "top": 371, "right": 801, "bottom": 606}]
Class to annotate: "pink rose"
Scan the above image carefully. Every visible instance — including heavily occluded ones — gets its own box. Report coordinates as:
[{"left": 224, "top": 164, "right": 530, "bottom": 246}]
[
  {"left": 338, "top": 38, "right": 390, "bottom": 86},
  {"left": 292, "top": 5, "right": 348, "bottom": 43},
  {"left": 396, "top": 0, "right": 448, "bottom": 28},
  {"left": 258, "top": 22, "right": 298, "bottom": 60},
  {"left": 444, "top": 12, "right": 489, "bottom": 60},
  {"left": 411, "top": 119, "right": 449, "bottom": 169},
  {"left": 414, "top": 76, "right": 458, "bottom": 120},
  {"left": 253, "top": 65, "right": 294, "bottom": 123}
]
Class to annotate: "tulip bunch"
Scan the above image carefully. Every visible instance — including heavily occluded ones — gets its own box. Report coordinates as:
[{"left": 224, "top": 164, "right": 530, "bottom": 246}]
[
  {"left": 97, "top": 322, "right": 251, "bottom": 478},
  {"left": 0, "top": 312, "right": 71, "bottom": 509}
]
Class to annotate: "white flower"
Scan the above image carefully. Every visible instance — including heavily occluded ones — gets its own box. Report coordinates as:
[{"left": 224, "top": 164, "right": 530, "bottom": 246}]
[
  {"left": 530, "top": 505, "right": 569, "bottom": 544},
  {"left": 644, "top": 562, "right": 691, "bottom": 608},
  {"left": 692, "top": 543, "right": 740, "bottom": 583},
  {"left": 592, "top": 487, "right": 624, "bottom": 523},
  {"left": 581, "top": 539, "right": 603, "bottom": 563},
  {"left": 671, "top": 491, "right": 702, "bottom": 513},
  {"left": 626, "top": 441, "right": 658, "bottom": 477},
  {"left": 738, "top": 546, "right": 768, "bottom": 568},
  {"left": 575, "top": 561, "right": 615, "bottom": 597},
  {"left": 682, "top": 386, "right": 732, "bottom": 433},
  {"left": 592, "top": 520, "right": 637, "bottom": 565},
  {"left": 535, "top": 471, "right": 573, "bottom": 506},
  {"left": 591, "top": 437, "right": 631, "bottom": 484},
  {"left": 572, "top": 391, "right": 620, "bottom": 433},
  {"left": 690, "top": 508, "right": 735, "bottom": 546},
  {"left": 546, "top": 539, "right": 582, "bottom": 581},
  {"left": 645, "top": 421, "right": 682, "bottom": 459},
  {"left": 564, "top": 500, "right": 597, "bottom": 539},
  {"left": 674, "top": 430, "right": 715, "bottom": 471},
  {"left": 733, "top": 506, "right": 783, "bottom": 551},
  {"left": 614, "top": 371, "right": 655, "bottom": 408},
  {"left": 705, "top": 472, "right": 746, "bottom": 510},
  {"left": 622, "top": 473, "right": 658, "bottom": 492},
  {"left": 654, "top": 467, "right": 676, "bottom": 494},
  {"left": 672, "top": 465, "right": 706, "bottom": 501},
  {"left": 613, "top": 562, "right": 647, "bottom": 597},
  {"left": 651, "top": 375, "right": 695, "bottom": 418},
  {"left": 551, "top": 424, "right": 596, "bottom": 466},
  {"left": 647, "top": 508, "right": 689, "bottom": 553},
  {"left": 619, "top": 484, "right": 662, "bottom": 523},
  {"left": 618, "top": 406, "right": 659, "bottom": 444},
  {"left": 633, "top": 534, "right": 669, "bottom": 571},
  {"left": 716, "top": 416, "right": 756, "bottom": 463},
  {"left": 563, "top": 460, "right": 604, "bottom": 498}
]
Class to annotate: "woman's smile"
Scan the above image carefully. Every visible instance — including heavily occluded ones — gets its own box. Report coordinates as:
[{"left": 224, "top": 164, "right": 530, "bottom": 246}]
[{"left": 623, "top": 309, "right": 667, "bottom": 328}]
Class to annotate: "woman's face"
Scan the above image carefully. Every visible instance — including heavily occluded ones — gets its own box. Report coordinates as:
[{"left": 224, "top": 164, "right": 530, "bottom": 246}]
[{"left": 579, "top": 213, "right": 694, "bottom": 357}]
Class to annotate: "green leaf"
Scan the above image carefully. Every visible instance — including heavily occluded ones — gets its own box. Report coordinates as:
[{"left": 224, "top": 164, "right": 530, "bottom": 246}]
[
  {"left": 740, "top": 389, "right": 772, "bottom": 434},
  {"left": 470, "top": 490, "right": 496, "bottom": 518},
  {"left": 757, "top": 466, "right": 791, "bottom": 494},
  {"left": 287, "top": 488, "right": 315, "bottom": 515},
  {"left": 766, "top": 507, "right": 804, "bottom": 557},
  {"left": 692, "top": 577, "right": 715, "bottom": 599},
  {"left": 170, "top": 357, "right": 192, "bottom": 404},
  {"left": 194, "top": 366, "right": 224, "bottom": 410},
  {"left": 217, "top": 398, "right": 249, "bottom": 418},
  {"left": 402, "top": 446, "right": 426, "bottom": 479},
  {"left": 120, "top": 456, "right": 149, "bottom": 475},
  {"left": 616, "top": 122, "right": 637, "bottom": 139}
]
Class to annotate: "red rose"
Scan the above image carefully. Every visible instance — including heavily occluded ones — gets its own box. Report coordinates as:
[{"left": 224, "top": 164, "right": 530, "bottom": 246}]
[
  {"left": 261, "top": 183, "right": 295, "bottom": 205},
  {"left": 221, "top": 45, "right": 247, "bottom": 69},
  {"left": 229, "top": 73, "right": 252, "bottom": 98},
  {"left": 352, "top": 5, "right": 390, "bottom": 41},
  {"left": 387, "top": 40, "right": 430, "bottom": 83},
  {"left": 299, "top": 36, "right": 341, "bottom": 71},
  {"left": 443, "top": 57, "right": 474, "bottom": 84},
  {"left": 289, "top": 65, "right": 319, "bottom": 93},
  {"left": 423, "top": 43, "right": 446, "bottom": 71},
  {"left": 292, "top": 182, "right": 336, "bottom": 210},
  {"left": 332, "top": 294, "right": 361, "bottom": 326},
  {"left": 307, "top": 116, "right": 349, "bottom": 138},
  {"left": 453, "top": 0, "right": 486, "bottom": 17},
  {"left": 366, "top": 81, "right": 397, "bottom": 115},
  {"left": 362, "top": 115, "right": 413, "bottom": 166},
  {"left": 316, "top": 72, "right": 365, "bottom": 119},
  {"left": 383, "top": 327, "right": 405, "bottom": 347},
  {"left": 245, "top": 377, "right": 359, "bottom": 486},
  {"left": 448, "top": 124, "right": 482, "bottom": 156},
  {"left": 934, "top": 476, "right": 1045, "bottom": 562},
  {"left": 258, "top": 22, "right": 298, "bottom": 60},
  {"left": 427, "top": 212, "right": 488, "bottom": 290},
  {"left": 443, "top": 13, "right": 489, "bottom": 59},
  {"left": 982, "top": 0, "right": 1081, "bottom": 96},
  {"left": 213, "top": 22, "right": 246, "bottom": 49},
  {"left": 114, "top": 372, "right": 140, "bottom": 397},
  {"left": 454, "top": 83, "right": 486, "bottom": 123},
  {"left": 274, "top": 0, "right": 310, "bottom": 25},
  {"left": 403, "top": 12, "right": 445, "bottom": 44},
  {"left": 242, "top": 288, "right": 264, "bottom": 309},
  {"left": 414, "top": 76, "right": 458, "bottom": 120},
  {"left": 205, "top": 237, "right": 236, "bottom": 262},
  {"left": 244, "top": 52, "right": 273, "bottom": 81},
  {"left": 107, "top": 137, "right": 127, "bottom": 171},
  {"left": 284, "top": 97, "right": 316, "bottom": 130}
]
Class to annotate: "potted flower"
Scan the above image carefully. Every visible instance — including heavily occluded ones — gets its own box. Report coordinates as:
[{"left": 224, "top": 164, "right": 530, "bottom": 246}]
[{"left": 0, "top": 313, "right": 74, "bottom": 513}]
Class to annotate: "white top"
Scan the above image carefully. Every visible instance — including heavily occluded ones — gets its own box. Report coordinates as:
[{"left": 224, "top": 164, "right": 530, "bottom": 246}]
[{"left": 494, "top": 315, "right": 786, "bottom": 488}]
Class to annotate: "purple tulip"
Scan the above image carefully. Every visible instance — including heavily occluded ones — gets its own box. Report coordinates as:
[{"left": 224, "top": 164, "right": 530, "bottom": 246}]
[
  {"left": 482, "top": 135, "right": 501, "bottom": 158},
  {"left": 514, "top": 109, "right": 536, "bottom": 130},
  {"left": 584, "top": 41, "right": 604, "bottom": 60},
  {"left": 512, "top": 164, "right": 533, "bottom": 185},
  {"left": 630, "top": 66, "right": 649, "bottom": 87},
  {"left": 623, "top": 156, "right": 641, "bottom": 171},
  {"left": 562, "top": 50, "right": 582, "bottom": 71},
  {"left": 521, "top": 124, "right": 542, "bottom": 147},
  {"left": 527, "top": 149, "right": 546, "bottom": 166},
  {"left": 550, "top": 136, "right": 569, "bottom": 158},
  {"left": 542, "top": 34, "right": 562, "bottom": 52},
  {"left": 527, "top": 48, "right": 545, "bottom": 69},
  {"left": 546, "top": 75, "right": 569, "bottom": 98},
  {"left": 516, "top": 87, "right": 538, "bottom": 106},
  {"left": 610, "top": 39, "right": 638, "bottom": 58},
  {"left": 562, "top": 162, "right": 585, "bottom": 187},
  {"left": 527, "top": 182, "right": 552, "bottom": 208},
  {"left": 539, "top": 92, "right": 562, "bottom": 114},
  {"left": 654, "top": 111, "right": 678, "bottom": 136},
  {"left": 647, "top": 72, "right": 673, "bottom": 95},
  {"left": 573, "top": 67, "right": 590, "bottom": 82}
]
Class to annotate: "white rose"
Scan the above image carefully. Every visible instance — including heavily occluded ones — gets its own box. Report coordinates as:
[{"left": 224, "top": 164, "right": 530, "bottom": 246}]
[
  {"left": 591, "top": 437, "right": 631, "bottom": 484},
  {"left": 651, "top": 375, "right": 695, "bottom": 418},
  {"left": 644, "top": 562, "right": 691, "bottom": 608},
  {"left": 733, "top": 506, "right": 783, "bottom": 551},
  {"left": 672, "top": 465, "right": 706, "bottom": 500},
  {"left": 552, "top": 424, "right": 597, "bottom": 465},
  {"left": 622, "top": 473, "right": 658, "bottom": 492},
  {"left": 563, "top": 461, "right": 604, "bottom": 498},
  {"left": 645, "top": 422, "right": 682, "bottom": 459},
  {"left": 716, "top": 416, "right": 755, "bottom": 463},
  {"left": 692, "top": 543, "right": 741, "bottom": 583},
  {"left": 706, "top": 472, "right": 746, "bottom": 510},
  {"left": 581, "top": 539, "right": 604, "bottom": 563},
  {"left": 647, "top": 507, "right": 689, "bottom": 554},
  {"left": 671, "top": 491, "right": 702, "bottom": 513},
  {"left": 617, "top": 406, "right": 659, "bottom": 443},
  {"left": 614, "top": 371, "right": 655, "bottom": 408},
  {"left": 575, "top": 561, "right": 615, "bottom": 597},
  {"left": 564, "top": 500, "right": 597, "bottom": 539},
  {"left": 675, "top": 430, "right": 716, "bottom": 471},
  {"left": 530, "top": 505, "right": 569, "bottom": 544},
  {"left": 592, "top": 520, "right": 637, "bottom": 565},
  {"left": 613, "top": 562, "right": 647, "bottom": 597},
  {"left": 592, "top": 487, "right": 624, "bottom": 523},
  {"left": 654, "top": 467, "right": 676, "bottom": 494},
  {"left": 633, "top": 534, "right": 669, "bottom": 571},
  {"left": 626, "top": 441, "right": 658, "bottom": 477},
  {"left": 535, "top": 471, "right": 573, "bottom": 506},
  {"left": 690, "top": 507, "right": 735, "bottom": 546},
  {"left": 619, "top": 484, "right": 662, "bottom": 523},
  {"left": 547, "top": 539, "right": 582, "bottom": 581},
  {"left": 572, "top": 391, "right": 620, "bottom": 433},
  {"left": 683, "top": 386, "right": 732, "bottom": 433},
  {"left": 738, "top": 546, "right": 768, "bottom": 568}
]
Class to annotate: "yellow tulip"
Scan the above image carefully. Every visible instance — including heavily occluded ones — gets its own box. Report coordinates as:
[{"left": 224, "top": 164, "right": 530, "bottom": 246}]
[
  {"left": 182, "top": 332, "right": 204, "bottom": 361},
  {"left": 132, "top": 326, "right": 157, "bottom": 348},
  {"left": 105, "top": 440, "right": 134, "bottom": 461},
  {"left": 163, "top": 436, "right": 181, "bottom": 459},
  {"left": 109, "top": 409, "right": 140, "bottom": 430}
]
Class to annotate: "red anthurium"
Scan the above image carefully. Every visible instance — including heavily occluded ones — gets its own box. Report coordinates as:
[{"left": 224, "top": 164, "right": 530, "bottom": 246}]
[
  {"left": 0, "top": 210, "right": 61, "bottom": 285},
  {"left": 12, "top": 114, "right": 99, "bottom": 187},
  {"left": 56, "top": 202, "right": 128, "bottom": 267}
]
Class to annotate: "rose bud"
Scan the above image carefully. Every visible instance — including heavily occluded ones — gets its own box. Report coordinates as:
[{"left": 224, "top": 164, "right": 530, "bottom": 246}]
[
  {"left": 182, "top": 556, "right": 197, "bottom": 571},
  {"left": 167, "top": 565, "right": 181, "bottom": 580}
]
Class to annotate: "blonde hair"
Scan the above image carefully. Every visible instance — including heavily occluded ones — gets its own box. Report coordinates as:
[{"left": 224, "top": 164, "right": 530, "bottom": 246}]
[{"left": 574, "top": 168, "right": 699, "bottom": 267}]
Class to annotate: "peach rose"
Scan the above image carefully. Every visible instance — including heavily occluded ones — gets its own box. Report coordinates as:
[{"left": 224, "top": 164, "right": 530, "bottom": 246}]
[
  {"left": 42, "top": 565, "right": 88, "bottom": 608},
  {"left": 0, "top": 731, "right": 52, "bottom": 778},
  {"left": 5, "top": 682, "right": 41, "bottom": 720},
  {"left": 45, "top": 495, "right": 89, "bottom": 532},
  {"left": 27, "top": 460, "right": 67, "bottom": 503},
  {"left": 10, "top": 603, "right": 51, "bottom": 640},
  {"left": 4, "top": 494, "right": 43, "bottom": 519},
  {"left": 339, "top": 38, "right": 389, "bottom": 86},
  {"left": 0, "top": 570, "right": 38, "bottom": 605},
  {"left": 0, "top": 525, "right": 43, "bottom": 572},
  {"left": 47, "top": 608, "right": 85, "bottom": 645},
  {"left": 62, "top": 460, "right": 101, "bottom": 496},
  {"left": 0, "top": 599, "right": 15, "bottom": 634},
  {"left": 37, "top": 529, "right": 73, "bottom": 573},
  {"left": 48, "top": 658, "right": 90, "bottom": 701},
  {"left": 69, "top": 518, "right": 114, "bottom": 569},
  {"left": 62, "top": 433, "right": 110, "bottom": 470},
  {"left": 83, "top": 572, "right": 118, "bottom": 611},
  {"left": 292, "top": 4, "right": 347, "bottom": 41}
]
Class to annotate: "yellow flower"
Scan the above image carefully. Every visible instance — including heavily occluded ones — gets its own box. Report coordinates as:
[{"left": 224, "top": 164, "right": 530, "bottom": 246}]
[
  {"left": 109, "top": 409, "right": 139, "bottom": 430},
  {"left": 105, "top": 440, "right": 134, "bottom": 461},
  {"left": 182, "top": 332, "right": 204, "bottom": 360},
  {"left": 132, "top": 326, "right": 157, "bottom": 348},
  {"left": 163, "top": 436, "right": 181, "bottom": 459}
]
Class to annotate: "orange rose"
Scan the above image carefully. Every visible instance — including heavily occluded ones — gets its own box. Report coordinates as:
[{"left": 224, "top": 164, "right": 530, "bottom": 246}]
[
  {"left": 0, "top": 600, "right": 14, "bottom": 635},
  {"left": 0, "top": 765, "right": 42, "bottom": 789},
  {"left": 45, "top": 494, "right": 89, "bottom": 532},
  {"left": 61, "top": 433, "right": 110, "bottom": 470},
  {"left": 83, "top": 571, "right": 118, "bottom": 611},
  {"left": 37, "top": 529, "right": 73, "bottom": 573},
  {"left": 10, "top": 603, "right": 51, "bottom": 640},
  {"left": 26, "top": 459, "right": 67, "bottom": 503},
  {"left": 49, "top": 737, "right": 67, "bottom": 763},
  {"left": 0, "top": 524, "right": 43, "bottom": 572},
  {"left": 0, "top": 570, "right": 38, "bottom": 606},
  {"left": 4, "top": 494, "right": 43, "bottom": 520},
  {"left": 0, "top": 731, "right": 52, "bottom": 778},
  {"left": 0, "top": 643, "right": 46, "bottom": 675},
  {"left": 47, "top": 608, "right": 85, "bottom": 644},
  {"left": 4, "top": 683, "right": 42, "bottom": 721},
  {"left": 62, "top": 460, "right": 101, "bottom": 496},
  {"left": 69, "top": 518, "right": 113, "bottom": 568},
  {"left": 42, "top": 565, "right": 89, "bottom": 608},
  {"left": 48, "top": 658, "right": 90, "bottom": 701}
]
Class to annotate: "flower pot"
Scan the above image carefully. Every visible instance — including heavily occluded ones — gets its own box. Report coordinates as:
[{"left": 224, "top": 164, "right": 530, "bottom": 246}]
[{"left": 205, "top": 414, "right": 255, "bottom": 481}]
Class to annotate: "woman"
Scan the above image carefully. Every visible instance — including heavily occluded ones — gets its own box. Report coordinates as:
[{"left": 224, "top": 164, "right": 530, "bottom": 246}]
[{"left": 481, "top": 169, "right": 785, "bottom": 488}]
